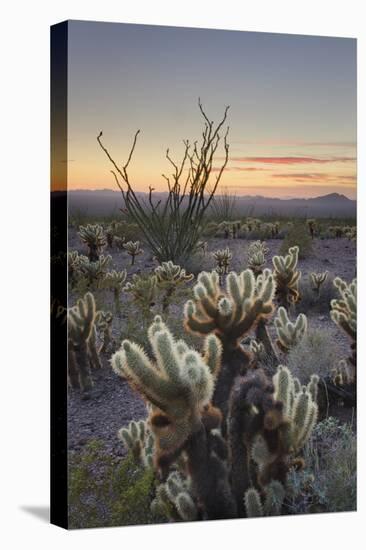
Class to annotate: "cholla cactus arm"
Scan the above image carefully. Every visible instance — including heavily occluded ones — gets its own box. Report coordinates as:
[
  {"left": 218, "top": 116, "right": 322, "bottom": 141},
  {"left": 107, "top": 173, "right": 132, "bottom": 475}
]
[
  {"left": 247, "top": 240, "right": 269, "bottom": 275},
  {"left": 78, "top": 224, "right": 107, "bottom": 261},
  {"left": 274, "top": 307, "right": 307, "bottom": 352},
  {"left": 78, "top": 255, "right": 112, "bottom": 287},
  {"left": 123, "top": 240, "right": 143, "bottom": 265},
  {"left": 330, "top": 277, "right": 357, "bottom": 368},
  {"left": 244, "top": 488, "right": 263, "bottom": 518},
  {"left": 272, "top": 246, "right": 301, "bottom": 306},
  {"left": 310, "top": 271, "right": 328, "bottom": 294},
  {"left": 118, "top": 419, "right": 154, "bottom": 466}
]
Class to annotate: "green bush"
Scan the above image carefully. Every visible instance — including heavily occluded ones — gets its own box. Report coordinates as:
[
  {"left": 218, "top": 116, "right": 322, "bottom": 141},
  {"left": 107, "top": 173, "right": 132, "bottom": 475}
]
[
  {"left": 279, "top": 223, "right": 313, "bottom": 259},
  {"left": 286, "top": 328, "right": 340, "bottom": 383},
  {"left": 68, "top": 440, "right": 165, "bottom": 528},
  {"left": 286, "top": 417, "right": 356, "bottom": 514}
]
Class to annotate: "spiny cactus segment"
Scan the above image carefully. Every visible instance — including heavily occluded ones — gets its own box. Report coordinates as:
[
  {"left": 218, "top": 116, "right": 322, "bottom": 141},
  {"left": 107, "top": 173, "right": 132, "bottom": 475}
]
[
  {"left": 78, "top": 224, "right": 107, "bottom": 261},
  {"left": 96, "top": 310, "right": 113, "bottom": 353},
  {"left": 274, "top": 307, "right": 307, "bottom": 352},
  {"left": 272, "top": 245, "right": 301, "bottom": 306},
  {"left": 124, "top": 273, "right": 157, "bottom": 309},
  {"left": 123, "top": 240, "right": 143, "bottom": 265},
  {"left": 78, "top": 255, "right": 112, "bottom": 287}
]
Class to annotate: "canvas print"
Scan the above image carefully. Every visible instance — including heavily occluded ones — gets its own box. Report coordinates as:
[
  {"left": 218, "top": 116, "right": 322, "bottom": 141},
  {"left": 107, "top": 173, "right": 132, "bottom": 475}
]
[{"left": 51, "top": 20, "right": 357, "bottom": 529}]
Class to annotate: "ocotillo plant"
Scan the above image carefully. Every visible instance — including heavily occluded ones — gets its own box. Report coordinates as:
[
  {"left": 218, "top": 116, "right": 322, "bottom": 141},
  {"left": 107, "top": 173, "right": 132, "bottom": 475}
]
[
  {"left": 123, "top": 240, "right": 143, "bottom": 265},
  {"left": 274, "top": 307, "right": 307, "bottom": 352},
  {"left": 272, "top": 245, "right": 301, "bottom": 307},
  {"left": 310, "top": 271, "right": 328, "bottom": 296},
  {"left": 78, "top": 224, "right": 107, "bottom": 261},
  {"left": 184, "top": 269, "right": 276, "bottom": 417},
  {"left": 96, "top": 310, "right": 113, "bottom": 353},
  {"left": 155, "top": 261, "right": 194, "bottom": 312},
  {"left": 97, "top": 100, "right": 230, "bottom": 263},
  {"left": 102, "top": 269, "right": 127, "bottom": 312},
  {"left": 212, "top": 247, "right": 232, "bottom": 276},
  {"left": 330, "top": 277, "right": 357, "bottom": 370},
  {"left": 247, "top": 240, "right": 269, "bottom": 275},
  {"left": 68, "top": 292, "right": 100, "bottom": 393}
]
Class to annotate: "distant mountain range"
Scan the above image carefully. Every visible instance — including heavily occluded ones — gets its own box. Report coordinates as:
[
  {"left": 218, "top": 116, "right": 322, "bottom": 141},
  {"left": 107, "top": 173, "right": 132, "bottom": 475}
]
[{"left": 54, "top": 189, "right": 356, "bottom": 218}]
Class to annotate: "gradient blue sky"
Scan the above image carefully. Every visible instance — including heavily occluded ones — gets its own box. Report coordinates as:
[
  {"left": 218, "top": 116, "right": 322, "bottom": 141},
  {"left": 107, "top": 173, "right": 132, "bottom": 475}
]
[{"left": 67, "top": 20, "right": 356, "bottom": 198}]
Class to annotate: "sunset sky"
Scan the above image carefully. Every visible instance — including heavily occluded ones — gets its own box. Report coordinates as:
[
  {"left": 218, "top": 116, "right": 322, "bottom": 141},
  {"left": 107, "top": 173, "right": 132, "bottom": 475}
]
[{"left": 66, "top": 21, "right": 356, "bottom": 199}]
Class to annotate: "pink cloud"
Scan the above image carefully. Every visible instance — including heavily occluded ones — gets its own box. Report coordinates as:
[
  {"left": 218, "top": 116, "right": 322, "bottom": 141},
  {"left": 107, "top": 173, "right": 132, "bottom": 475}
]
[{"left": 229, "top": 156, "right": 356, "bottom": 165}]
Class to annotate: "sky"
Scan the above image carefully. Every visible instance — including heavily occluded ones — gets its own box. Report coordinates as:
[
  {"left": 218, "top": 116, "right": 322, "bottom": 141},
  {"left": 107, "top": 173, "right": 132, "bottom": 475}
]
[{"left": 65, "top": 20, "right": 357, "bottom": 199}]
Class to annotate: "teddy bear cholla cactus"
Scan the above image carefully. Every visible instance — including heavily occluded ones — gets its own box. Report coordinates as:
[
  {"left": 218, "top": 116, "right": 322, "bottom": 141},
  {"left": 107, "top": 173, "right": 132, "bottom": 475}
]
[
  {"left": 272, "top": 245, "right": 301, "bottom": 306},
  {"left": 124, "top": 273, "right": 157, "bottom": 309},
  {"left": 155, "top": 261, "right": 194, "bottom": 312},
  {"left": 184, "top": 269, "right": 276, "bottom": 417},
  {"left": 123, "top": 240, "right": 143, "bottom": 265},
  {"left": 112, "top": 315, "right": 222, "bottom": 465},
  {"left": 330, "top": 277, "right": 357, "bottom": 370},
  {"left": 151, "top": 471, "right": 198, "bottom": 522},
  {"left": 247, "top": 240, "right": 269, "bottom": 275},
  {"left": 310, "top": 271, "right": 328, "bottom": 295},
  {"left": 78, "top": 254, "right": 111, "bottom": 287},
  {"left": 96, "top": 310, "right": 113, "bottom": 353},
  {"left": 102, "top": 269, "right": 127, "bottom": 312},
  {"left": 118, "top": 419, "right": 155, "bottom": 468},
  {"left": 244, "top": 480, "right": 285, "bottom": 518},
  {"left": 78, "top": 224, "right": 107, "bottom": 262},
  {"left": 274, "top": 307, "right": 307, "bottom": 352},
  {"left": 212, "top": 247, "right": 232, "bottom": 275},
  {"left": 68, "top": 292, "right": 101, "bottom": 392}
]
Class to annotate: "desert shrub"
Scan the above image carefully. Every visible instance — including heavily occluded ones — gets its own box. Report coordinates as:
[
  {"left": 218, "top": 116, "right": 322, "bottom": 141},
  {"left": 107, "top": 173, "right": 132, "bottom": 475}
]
[
  {"left": 279, "top": 223, "right": 313, "bottom": 259},
  {"left": 68, "top": 440, "right": 162, "bottom": 528},
  {"left": 286, "top": 328, "right": 339, "bottom": 383},
  {"left": 286, "top": 417, "right": 356, "bottom": 514},
  {"left": 296, "top": 272, "right": 337, "bottom": 314}
]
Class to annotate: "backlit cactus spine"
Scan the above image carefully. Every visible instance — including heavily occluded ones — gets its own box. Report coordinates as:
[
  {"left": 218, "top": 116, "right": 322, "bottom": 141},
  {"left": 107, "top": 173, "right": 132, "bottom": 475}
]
[
  {"left": 272, "top": 245, "right": 301, "bottom": 307},
  {"left": 78, "top": 224, "right": 107, "bottom": 262},
  {"left": 330, "top": 277, "right": 357, "bottom": 369},
  {"left": 247, "top": 240, "right": 269, "bottom": 275},
  {"left": 274, "top": 307, "right": 307, "bottom": 352},
  {"left": 123, "top": 240, "right": 143, "bottom": 265}
]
